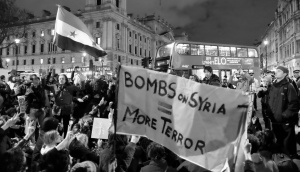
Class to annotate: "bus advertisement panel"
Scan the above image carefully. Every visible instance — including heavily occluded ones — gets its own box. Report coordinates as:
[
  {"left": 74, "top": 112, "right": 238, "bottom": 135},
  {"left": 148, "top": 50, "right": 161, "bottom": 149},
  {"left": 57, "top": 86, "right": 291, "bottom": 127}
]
[{"left": 154, "top": 41, "right": 260, "bottom": 81}]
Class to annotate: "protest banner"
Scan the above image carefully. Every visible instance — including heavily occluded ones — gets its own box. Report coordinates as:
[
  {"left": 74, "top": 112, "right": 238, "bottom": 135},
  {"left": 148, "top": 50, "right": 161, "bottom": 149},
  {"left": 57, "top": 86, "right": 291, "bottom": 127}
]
[
  {"left": 17, "top": 96, "right": 26, "bottom": 114},
  {"left": 116, "top": 66, "right": 249, "bottom": 170},
  {"left": 91, "top": 118, "right": 111, "bottom": 139}
]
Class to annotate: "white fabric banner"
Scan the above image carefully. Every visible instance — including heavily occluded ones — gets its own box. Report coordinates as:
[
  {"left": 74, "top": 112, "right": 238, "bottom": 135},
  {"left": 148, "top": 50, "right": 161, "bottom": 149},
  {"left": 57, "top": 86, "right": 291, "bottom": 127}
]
[{"left": 117, "top": 66, "right": 248, "bottom": 170}]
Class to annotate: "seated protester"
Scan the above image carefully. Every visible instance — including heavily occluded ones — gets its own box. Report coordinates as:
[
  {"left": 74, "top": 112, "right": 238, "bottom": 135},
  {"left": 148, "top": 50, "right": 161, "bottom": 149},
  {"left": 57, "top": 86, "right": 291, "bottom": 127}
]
[
  {"left": 39, "top": 131, "right": 74, "bottom": 172},
  {"left": 99, "top": 134, "right": 140, "bottom": 172},
  {"left": 247, "top": 111, "right": 262, "bottom": 135},
  {"left": 141, "top": 142, "right": 178, "bottom": 172},
  {"left": 70, "top": 161, "right": 99, "bottom": 172},
  {"left": 202, "top": 66, "right": 221, "bottom": 86},
  {"left": 41, "top": 130, "right": 61, "bottom": 155},
  {"left": 0, "top": 116, "right": 36, "bottom": 172}
]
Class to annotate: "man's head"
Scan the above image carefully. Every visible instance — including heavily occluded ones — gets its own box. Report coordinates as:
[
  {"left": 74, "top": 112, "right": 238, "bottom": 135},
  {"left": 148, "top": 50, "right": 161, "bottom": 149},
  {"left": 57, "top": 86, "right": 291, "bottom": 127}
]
[
  {"left": 204, "top": 66, "right": 213, "bottom": 78},
  {"left": 59, "top": 74, "right": 68, "bottom": 85},
  {"left": 0, "top": 75, "right": 5, "bottom": 82},
  {"left": 275, "top": 66, "right": 289, "bottom": 80},
  {"left": 30, "top": 74, "right": 40, "bottom": 86},
  {"left": 293, "top": 70, "right": 300, "bottom": 79}
]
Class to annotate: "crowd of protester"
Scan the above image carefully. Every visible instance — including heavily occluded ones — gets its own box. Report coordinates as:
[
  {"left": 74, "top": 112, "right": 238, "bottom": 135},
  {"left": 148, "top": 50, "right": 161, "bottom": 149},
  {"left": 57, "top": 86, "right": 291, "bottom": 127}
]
[{"left": 1, "top": 65, "right": 300, "bottom": 172}]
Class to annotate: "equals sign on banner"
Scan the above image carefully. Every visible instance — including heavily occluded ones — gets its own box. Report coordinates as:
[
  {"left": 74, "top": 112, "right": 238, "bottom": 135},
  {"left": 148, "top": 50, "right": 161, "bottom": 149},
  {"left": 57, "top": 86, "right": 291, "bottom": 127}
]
[{"left": 158, "top": 101, "right": 172, "bottom": 115}]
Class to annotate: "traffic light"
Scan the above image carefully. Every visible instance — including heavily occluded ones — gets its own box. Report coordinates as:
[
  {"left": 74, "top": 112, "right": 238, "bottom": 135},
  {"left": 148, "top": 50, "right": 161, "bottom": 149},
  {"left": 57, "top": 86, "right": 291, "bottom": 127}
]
[{"left": 148, "top": 57, "right": 152, "bottom": 64}]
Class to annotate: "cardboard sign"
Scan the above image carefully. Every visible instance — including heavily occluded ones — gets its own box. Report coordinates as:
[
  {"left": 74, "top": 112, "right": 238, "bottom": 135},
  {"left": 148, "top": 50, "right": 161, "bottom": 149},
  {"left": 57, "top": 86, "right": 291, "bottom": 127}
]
[
  {"left": 91, "top": 118, "right": 111, "bottom": 139},
  {"left": 17, "top": 96, "right": 26, "bottom": 114},
  {"left": 117, "top": 66, "right": 249, "bottom": 170}
]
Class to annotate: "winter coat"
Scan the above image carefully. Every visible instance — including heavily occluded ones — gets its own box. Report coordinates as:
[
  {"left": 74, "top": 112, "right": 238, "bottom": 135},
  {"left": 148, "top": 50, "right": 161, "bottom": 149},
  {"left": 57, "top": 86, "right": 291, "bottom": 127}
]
[
  {"left": 24, "top": 84, "right": 46, "bottom": 114},
  {"left": 268, "top": 77, "right": 300, "bottom": 123},
  {"left": 257, "top": 85, "right": 271, "bottom": 108},
  {"left": 140, "top": 159, "right": 169, "bottom": 172},
  {"left": 0, "top": 128, "right": 12, "bottom": 157},
  {"left": 54, "top": 84, "right": 79, "bottom": 116},
  {"left": 202, "top": 74, "right": 221, "bottom": 86}
]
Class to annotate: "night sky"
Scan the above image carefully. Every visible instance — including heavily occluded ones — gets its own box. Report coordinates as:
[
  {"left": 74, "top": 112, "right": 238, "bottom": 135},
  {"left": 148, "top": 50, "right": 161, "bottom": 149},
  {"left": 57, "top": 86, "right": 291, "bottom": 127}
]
[{"left": 16, "top": 0, "right": 278, "bottom": 46}]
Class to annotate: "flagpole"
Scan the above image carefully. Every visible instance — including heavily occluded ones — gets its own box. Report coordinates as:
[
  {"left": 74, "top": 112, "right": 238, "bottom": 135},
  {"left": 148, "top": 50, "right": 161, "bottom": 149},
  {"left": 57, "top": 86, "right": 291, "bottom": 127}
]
[{"left": 113, "top": 63, "right": 121, "bottom": 157}]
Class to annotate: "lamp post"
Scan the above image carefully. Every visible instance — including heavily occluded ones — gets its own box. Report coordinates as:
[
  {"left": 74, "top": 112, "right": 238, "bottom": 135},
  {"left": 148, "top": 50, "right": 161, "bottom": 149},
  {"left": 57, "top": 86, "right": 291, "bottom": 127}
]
[
  {"left": 263, "top": 40, "right": 269, "bottom": 70},
  {"left": 15, "top": 38, "right": 20, "bottom": 71},
  {"left": 82, "top": 52, "right": 87, "bottom": 66},
  {"left": 6, "top": 59, "right": 9, "bottom": 68}
]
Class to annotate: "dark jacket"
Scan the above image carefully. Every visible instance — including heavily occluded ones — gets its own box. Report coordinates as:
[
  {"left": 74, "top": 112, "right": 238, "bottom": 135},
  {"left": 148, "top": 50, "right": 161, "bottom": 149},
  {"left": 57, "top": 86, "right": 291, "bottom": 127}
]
[
  {"left": 0, "top": 128, "right": 12, "bottom": 157},
  {"left": 244, "top": 160, "right": 255, "bottom": 172},
  {"left": 25, "top": 84, "right": 46, "bottom": 114},
  {"left": 268, "top": 77, "right": 300, "bottom": 123},
  {"left": 140, "top": 159, "right": 168, "bottom": 172},
  {"left": 203, "top": 74, "right": 221, "bottom": 86},
  {"left": 54, "top": 84, "right": 79, "bottom": 116},
  {"left": 257, "top": 85, "right": 271, "bottom": 108}
]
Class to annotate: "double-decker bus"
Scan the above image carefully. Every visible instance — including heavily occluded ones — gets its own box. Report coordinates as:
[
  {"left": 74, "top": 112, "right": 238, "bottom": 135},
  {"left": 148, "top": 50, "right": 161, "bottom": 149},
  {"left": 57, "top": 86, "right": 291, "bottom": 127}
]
[{"left": 154, "top": 40, "right": 260, "bottom": 81}]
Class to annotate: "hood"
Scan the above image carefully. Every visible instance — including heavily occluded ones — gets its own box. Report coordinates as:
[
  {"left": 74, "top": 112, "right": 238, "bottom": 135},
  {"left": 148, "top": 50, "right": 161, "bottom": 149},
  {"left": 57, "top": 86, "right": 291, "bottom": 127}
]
[{"left": 273, "top": 77, "right": 289, "bottom": 88}]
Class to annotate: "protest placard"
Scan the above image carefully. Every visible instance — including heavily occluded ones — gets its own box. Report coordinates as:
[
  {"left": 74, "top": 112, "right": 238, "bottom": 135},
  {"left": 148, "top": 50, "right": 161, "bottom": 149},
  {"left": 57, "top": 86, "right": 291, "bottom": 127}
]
[
  {"left": 116, "top": 66, "right": 249, "bottom": 170},
  {"left": 17, "top": 96, "right": 26, "bottom": 114},
  {"left": 91, "top": 118, "right": 111, "bottom": 139}
]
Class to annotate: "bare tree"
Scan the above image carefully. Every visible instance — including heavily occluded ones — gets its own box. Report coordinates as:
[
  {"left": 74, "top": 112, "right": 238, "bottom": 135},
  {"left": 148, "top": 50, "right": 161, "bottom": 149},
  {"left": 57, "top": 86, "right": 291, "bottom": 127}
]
[{"left": 0, "top": 0, "right": 29, "bottom": 68}]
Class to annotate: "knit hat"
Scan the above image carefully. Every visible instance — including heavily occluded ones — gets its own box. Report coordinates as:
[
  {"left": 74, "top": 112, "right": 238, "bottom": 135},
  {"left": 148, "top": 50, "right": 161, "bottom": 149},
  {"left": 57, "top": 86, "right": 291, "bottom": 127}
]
[
  {"left": 71, "top": 161, "right": 99, "bottom": 172},
  {"left": 204, "top": 66, "right": 213, "bottom": 73},
  {"left": 277, "top": 66, "right": 289, "bottom": 74},
  {"left": 42, "top": 117, "right": 59, "bottom": 132}
]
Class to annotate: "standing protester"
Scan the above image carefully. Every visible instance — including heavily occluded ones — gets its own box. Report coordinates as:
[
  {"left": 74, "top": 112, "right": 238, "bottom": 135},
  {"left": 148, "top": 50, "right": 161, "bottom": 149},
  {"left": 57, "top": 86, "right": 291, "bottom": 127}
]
[
  {"left": 257, "top": 75, "right": 272, "bottom": 129},
  {"left": 202, "top": 66, "right": 221, "bottom": 86},
  {"left": 229, "top": 70, "right": 253, "bottom": 92},
  {"left": 293, "top": 69, "right": 300, "bottom": 89},
  {"left": 53, "top": 74, "right": 80, "bottom": 137},
  {"left": 267, "top": 66, "right": 300, "bottom": 157}
]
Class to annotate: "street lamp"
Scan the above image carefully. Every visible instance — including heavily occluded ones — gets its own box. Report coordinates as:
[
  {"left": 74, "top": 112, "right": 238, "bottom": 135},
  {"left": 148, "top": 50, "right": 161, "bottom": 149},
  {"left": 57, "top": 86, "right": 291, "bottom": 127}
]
[
  {"left": 263, "top": 40, "right": 268, "bottom": 70},
  {"left": 14, "top": 39, "right": 20, "bottom": 71},
  {"left": 6, "top": 59, "right": 10, "bottom": 68}
]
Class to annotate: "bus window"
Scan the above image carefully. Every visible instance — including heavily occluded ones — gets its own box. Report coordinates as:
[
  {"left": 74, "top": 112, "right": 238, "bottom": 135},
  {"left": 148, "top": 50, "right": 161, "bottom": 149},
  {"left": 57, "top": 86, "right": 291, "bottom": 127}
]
[
  {"left": 205, "top": 45, "right": 218, "bottom": 56},
  {"left": 237, "top": 48, "right": 247, "bottom": 57},
  {"left": 157, "top": 43, "right": 174, "bottom": 58},
  {"left": 231, "top": 47, "right": 237, "bottom": 57},
  {"left": 219, "top": 46, "right": 231, "bottom": 56},
  {"left": 176, "top": 43, "right": 190, "bottom": 55},
  {"left": 248, "top": 48, "right": 258, "bottom": 57},
  {"left": 191, "top": 44, "right": 204, "bottom": 55}
]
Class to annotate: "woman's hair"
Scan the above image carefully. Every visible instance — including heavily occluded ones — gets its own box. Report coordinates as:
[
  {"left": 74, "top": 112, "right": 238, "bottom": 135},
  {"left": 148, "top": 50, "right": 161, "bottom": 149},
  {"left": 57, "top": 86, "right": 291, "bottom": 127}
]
[
  {"left": 72, "top": 123, "right": 81, "bottom": 131},
  {"left": 0, "top": 147, "right": 26, "bottom": 172},
  {"left": 43, "top": 130, "right": 60, "bottom": 145},
  {"left": 147, "top": 142, "right": 165, "bottom": 161},
  {"left": 43, "top": 149, "right": 70, "bottom": 172},
  {"left": 59, "top": 74, "right": 70, "bottom": 85}
]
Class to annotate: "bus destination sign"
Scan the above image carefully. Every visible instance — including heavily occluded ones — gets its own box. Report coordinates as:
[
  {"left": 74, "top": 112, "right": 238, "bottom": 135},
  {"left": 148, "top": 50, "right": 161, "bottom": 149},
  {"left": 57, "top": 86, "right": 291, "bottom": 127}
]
[{"left": 202, "top": 57, "right": 253, "bottom": 66}]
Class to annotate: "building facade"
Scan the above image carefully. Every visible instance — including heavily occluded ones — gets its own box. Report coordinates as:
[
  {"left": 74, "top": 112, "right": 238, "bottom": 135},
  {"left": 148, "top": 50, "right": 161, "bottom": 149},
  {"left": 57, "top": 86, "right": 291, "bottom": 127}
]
[
  {"left": 259, "top": 0, "right": 300, "bottom": 73},
  {"left": 0, "top": 0, "right": 186, "bottom": 75}
]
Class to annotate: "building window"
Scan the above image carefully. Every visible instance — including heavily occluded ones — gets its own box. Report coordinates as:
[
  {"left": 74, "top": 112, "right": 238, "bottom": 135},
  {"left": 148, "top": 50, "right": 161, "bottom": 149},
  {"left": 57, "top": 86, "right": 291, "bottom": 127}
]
[
  {"left": 140, "top": 48, "right": 142, "bottom": 56},
  {"left": 116, "top": 0, "right": 119, "bottom": 8},
  {"left": 40, "top": 59, "right": 43, "bottom": 64},
  {"left": 118, "top": 56, "right": 121, "bottom": 62},
  {"left": 129, "top": 31, "right": 132, "bottom": 37},
  {"left": 61, "top": 69, "right": 65, "bottom": 73},
  {"left": 135, "top": 46, "right": 137, "bottom": 54},
  {"left": 145, "top": 37, "right": 147, "bottom": 43},
  {"left": 116, "top": 24, "right": 120, "bottom": 30},
  {"left": 292, "top": 42, "right": 294, "bottom": 55},
  {"left": 32, "top": 44, "right": 36, "bottom": 54},
  {"left": 25, "top": 33, "right": 28, "bottom": 38},
  {"left": 71, "top": 57, "right": 75, "bottom": 63},
  {"left": 136, "top": 60, "right": 138, "bottom": 65},
  {"left": 145, "top": 49, "right": 146, "bottom": 56},
  {"left": 61, "top": 57, "right": 65, "bottom": 63},
  {"left": 96, "top": 37, "right": 101, "bottom": 44},
  {"left": 12, "top": 60, "right": 15, "bottom": 65},
  {"left": 6, "top": 48, "right": 9, "bottom": 55},
  {"left": 149, "top": 51, "right": 151, "bottom": 57},
  {"left": 32, "top": 32, "right": 36, "bottom": 37},
  {"left": 24, "top": 46, "right": 27, "bottom": 54},
  {"left": 129, "top": 44, "right": 132, "bottom": 53},
  {"left": 131, "top": 59, "right": 133, "bottom": 65},
  {"left": 296, "top": 40, "right": 300, "bottom": 53},
  {"left": 97, "top": 0, "right": 101, "bottom": 5},
  {"left": 52, "top": 57, "right": 56, "bottom": 64},
  {"left": 51, "top": 29, "right": 55, "bottom": 36},
  {"left": 0, "top": 48, "right": 2, "bottom": 56},
  {"left": 48, "top": 43, "right": 57, "bottom": 53},
  {"left": 47, "top": 57, "right": 51, "bottom": 64},
  {"left": 41, "top": 44, "right": 44, "bottom": 53},
  {"left": 135, "top": 34, "right": 137, "bottom": 39},
  {"left": 16, "top": 60, "right": 19, "bottom": 65},
  {"left": 140, "top": 36, "right": 142, "bottom": 41},
  {"left": 96, "top": 22, "right": 100, "bottom": 28},
  {"left": 47, "top": 29, "right": 51, "bottom": 35},
  {"left": 23, "top": 60, "right": 26, "bottom": 65},
  {"left": 117, "top": 39, "right": 120, "bottom": 50},
  {"left": 31, "top": 59, "right": 34, "bottom": 65}
]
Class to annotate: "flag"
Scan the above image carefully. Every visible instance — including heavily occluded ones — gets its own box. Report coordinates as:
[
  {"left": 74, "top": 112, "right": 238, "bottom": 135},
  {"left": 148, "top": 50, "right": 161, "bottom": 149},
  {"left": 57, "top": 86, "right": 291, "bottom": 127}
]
[{"left": 53, "top": 5, "right": 106, "bottom": 58}]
